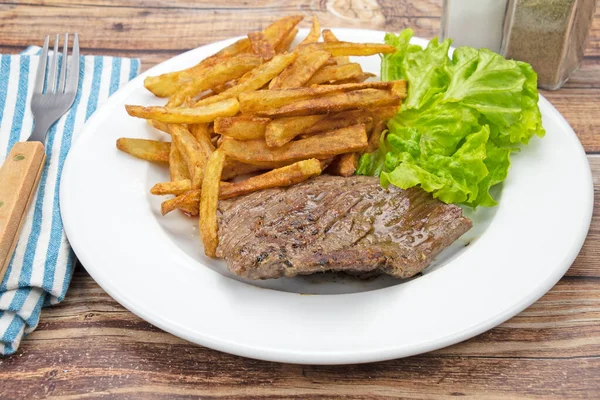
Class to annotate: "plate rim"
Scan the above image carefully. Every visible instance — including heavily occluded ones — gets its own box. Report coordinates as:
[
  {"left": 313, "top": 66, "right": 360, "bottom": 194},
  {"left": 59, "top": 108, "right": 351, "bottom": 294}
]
[{"left": 60, "top": 28, "right": 595, "bottom": 364}]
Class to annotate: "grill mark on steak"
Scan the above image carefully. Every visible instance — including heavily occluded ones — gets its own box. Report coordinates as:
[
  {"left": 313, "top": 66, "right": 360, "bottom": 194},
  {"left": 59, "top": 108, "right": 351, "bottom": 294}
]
[{"left": 216, "top": 175, "right": 472, "bottom": 280}]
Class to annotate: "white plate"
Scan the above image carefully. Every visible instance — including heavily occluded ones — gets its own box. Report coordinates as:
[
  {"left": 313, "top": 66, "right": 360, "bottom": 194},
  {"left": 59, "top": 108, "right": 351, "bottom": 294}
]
[{"left": 60, "top": 29, "right": 594, "bottom": 364}]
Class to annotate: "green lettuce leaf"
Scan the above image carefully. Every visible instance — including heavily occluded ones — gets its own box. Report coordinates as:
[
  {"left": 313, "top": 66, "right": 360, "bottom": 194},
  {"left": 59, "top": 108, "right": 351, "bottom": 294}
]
[{"left": 357, "top": 29, "right": 545, "bottom": 208}]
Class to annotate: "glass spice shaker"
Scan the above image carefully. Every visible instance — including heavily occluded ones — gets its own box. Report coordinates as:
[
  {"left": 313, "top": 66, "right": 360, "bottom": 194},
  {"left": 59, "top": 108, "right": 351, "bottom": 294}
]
[{"left": 501, "top": 0, "right": 597, "bottom": 90}]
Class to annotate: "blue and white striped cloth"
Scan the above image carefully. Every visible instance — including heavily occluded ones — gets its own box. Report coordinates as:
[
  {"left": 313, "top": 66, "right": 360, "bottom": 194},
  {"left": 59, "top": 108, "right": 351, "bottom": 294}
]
[{"left": 0, "top": 46, "right": 140, "bottom": 355}]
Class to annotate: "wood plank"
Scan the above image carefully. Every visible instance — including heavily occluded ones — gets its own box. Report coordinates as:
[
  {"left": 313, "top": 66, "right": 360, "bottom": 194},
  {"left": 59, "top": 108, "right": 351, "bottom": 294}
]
[
  {"left": 0, "top": 271, "right": 598, "bottom": 400},
  {"left": 0, "top": 2, "right": 441, "bottom": 52},
  {"left": 566, "top": 155, "right": 600, "bottom": 276},
  {"left": 540, "top": 89, "right": 600, "bottom": 152}
]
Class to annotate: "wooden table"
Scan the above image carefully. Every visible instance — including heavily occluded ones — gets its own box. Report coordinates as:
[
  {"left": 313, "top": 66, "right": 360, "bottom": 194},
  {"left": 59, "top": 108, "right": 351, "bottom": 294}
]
[{"left": 0, "top": 1, "right": 598, "bottom": 398}]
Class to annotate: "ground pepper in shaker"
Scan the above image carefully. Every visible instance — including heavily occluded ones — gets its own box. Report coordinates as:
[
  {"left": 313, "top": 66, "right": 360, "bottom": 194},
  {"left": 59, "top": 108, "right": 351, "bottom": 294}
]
[{"left": 501, "top": 0, "right": 596, "bottom": 90}]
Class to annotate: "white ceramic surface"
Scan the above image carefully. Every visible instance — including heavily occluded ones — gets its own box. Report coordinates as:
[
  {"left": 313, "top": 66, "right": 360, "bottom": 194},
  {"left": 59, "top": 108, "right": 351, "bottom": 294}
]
[{"left": 60, "top": 29, "right": 594, "bottom": 364}]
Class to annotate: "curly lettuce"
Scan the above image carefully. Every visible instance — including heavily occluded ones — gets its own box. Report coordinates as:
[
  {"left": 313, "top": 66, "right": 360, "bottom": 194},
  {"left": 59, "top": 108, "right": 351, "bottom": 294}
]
[{"left": 357, "top": 29, "right": 545, "bottom": 207}]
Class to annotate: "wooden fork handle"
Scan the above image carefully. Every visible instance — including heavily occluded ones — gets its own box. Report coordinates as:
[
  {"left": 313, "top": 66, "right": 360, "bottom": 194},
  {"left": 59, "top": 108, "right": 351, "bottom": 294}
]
[{"left": 0, "top": 141, "right": 46, "bottom": 281}]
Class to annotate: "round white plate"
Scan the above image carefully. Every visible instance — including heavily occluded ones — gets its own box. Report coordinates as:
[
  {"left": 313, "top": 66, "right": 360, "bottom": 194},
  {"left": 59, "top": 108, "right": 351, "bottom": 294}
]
[{"left": 60, "top": 29, "right": 594, "bottom": 364}]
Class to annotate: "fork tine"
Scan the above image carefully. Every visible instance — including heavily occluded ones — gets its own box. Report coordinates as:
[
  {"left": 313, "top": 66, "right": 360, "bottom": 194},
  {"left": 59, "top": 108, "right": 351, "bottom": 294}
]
[
  {"left": 58, "top": 33, "right": 68, "bottom": 93},
  {"left": 33, "top": 36, "right": 49, "bottom": 94},
  {"left": 47, "top": 34, "right": 60, "bottom": 93},
  {"left": 66, "top": 33, "right": 80, "bottom": 94}
]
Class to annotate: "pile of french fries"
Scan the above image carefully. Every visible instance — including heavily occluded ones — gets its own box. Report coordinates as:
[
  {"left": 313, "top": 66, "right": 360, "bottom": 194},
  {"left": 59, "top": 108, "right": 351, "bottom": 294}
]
[{"left": 117, "top": 15, "right": 407, "bottom": 257}]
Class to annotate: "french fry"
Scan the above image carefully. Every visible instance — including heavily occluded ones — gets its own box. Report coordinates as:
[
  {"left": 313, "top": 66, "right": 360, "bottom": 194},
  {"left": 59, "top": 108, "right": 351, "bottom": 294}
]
[
  {"left": 222, "top": 159, "right": 265, "bottom": 180},
  {"left": 298, "top": 42, "right": 396, "bottom": 56},
  {"left": 367, "top": 120, "right": 387, "bottom": 153},
  {"left": 116, "top": 138, "right": 170, "bottom": 163},
  {"left": 327, "top": 153, "right": 359, "bottom": 177},
  {"left": 369, "top": 105, "right": 401, "bottom": 123},
  {"left": 151, "top": 179, "right": 192, "bottom": 196},
  {"left": 162, "top": 189, "right": 201, "bottom": 216},
  {"left": 189, "top": 123, "right": 215, "bottom": 152},
  {"left": 275, "top": 27, "right": 298, "bottom": 53},
  {"left": 214, "top": 116, "right": 271, "bottom": 140},
  {"left": 248, "top": 31, "right": 276, "bottom": 60},
  {"left": 212, "top": 80, "right": 237, "bottom": 93},
  {"left": 169, "top": 124, "right": 207, "bottom": 189},
  {"left": 147, "top": 119, "right": 171, "bottom": 134},
  {"left": 169, "top": 136, "right": 190, "bottom": 181},
  {"left": 195, "top": 52, "right": 297, "bottom": 106},
  {"left": 305, "top": 115, "right": 373, "bottom": 135},
  {"left": 221, "top": 124, "right": 368, "bottom": 164},
  {"left": 161, "top": 160, "right": 321, "bottom": 212},
  {"left": 306, "top": 63, "right": 363, "bottom": 85},
  {"left": 200, "top": 149, "right": 226, "bottom": 257},
  {"left": 143, "top": 40, "right": 251, "bottom": 97},
  {"left": 264, "top": 115, "right": 326, "bottom": 147},
  {"left": 126, "top": 98, "right": 240, "bottom": 124},
  {"left": 331, "top": 72, "right": 376, "bottom": 84},
  {"left": 167, "top": 54, "right": 263, "bottom": 107},
  {"left": 322, "top": 29, "right": 350, "bottom": 65},
  {"left": 255, "top": 89, "right": 400, "bottom": 118},
  {"left": 269, "top": 49, "right": 331, "bottom": 89},
  {"left": 239, "top": 81, "right": 405, "bottom": 114},
  {"left": 298, "top": 16, "right": 321, "bottom": 45},
  {"left": 220, "top": 159, "right": 322, "bottom": 199},
  {"left": 261, "top": 15, "right": 303, "bottom": 48},
  {"left": 143, "top": 15, "right": 301, "bottom": 98}
]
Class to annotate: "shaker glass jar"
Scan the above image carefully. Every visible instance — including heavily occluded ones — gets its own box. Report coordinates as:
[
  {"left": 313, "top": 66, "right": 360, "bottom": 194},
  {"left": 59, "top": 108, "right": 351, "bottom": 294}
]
[{"left": 501, "top": 0, "right": 597, "bottom": 90}]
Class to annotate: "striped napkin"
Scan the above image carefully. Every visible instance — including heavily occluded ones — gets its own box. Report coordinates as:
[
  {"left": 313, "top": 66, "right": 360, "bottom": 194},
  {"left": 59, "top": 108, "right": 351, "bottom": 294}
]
[{"left": 0, "top": 46, "right": 140, "bottom": 355}]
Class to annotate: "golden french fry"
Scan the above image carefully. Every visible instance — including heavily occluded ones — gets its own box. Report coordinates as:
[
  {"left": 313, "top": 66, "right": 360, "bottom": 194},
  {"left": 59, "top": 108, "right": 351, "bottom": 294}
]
[
  {"left": 239, "top": 81, "right": 404, "bottom": 114},
  {"left": 221, "top": 124, "right": 368, "bottom": 164},
  {"left": 200, "top": 149, "right": 226, "bottom": 257},
  {"left": 255, "top": 89, "right": 400, "bottom": 118},
  {"left": 248, "top": 31, "right": 276, "bottom": 60},
  {"left": 269, "top": 49, "right": 331, "bottom": 89},
  {"left": 189, "top": 123, "right": 215, "bottom": 152},
  {"left": 275, "top": 27, "right": 298, "bottom": 53},
  {"left": 169, "top": 124, "right": 207, "bottom": 189},
  {"left": 195, "top": 52, "right": 297, "bottom": 107},
  {"left": 331, "top": 72, "right": 376, "bottom": 84},
  {"left": 299, "top": 16, "right": 321, "bottom": 45},
  {"left": 214, "top": 116, "right": 271, "bottom": 140},
  {"left": 369, "top": 105, "right": 401, "bottom": 123},
  {"left": 169, "top": 136, "right": 190, "bottom": 181},
  {"left": 222, "top": 159, "right": 265, "bottom": 180},
  {"left": 220, "top": 159, "right": 322, "bottom": 199},
  {"left": 367, "top": 120, "right": 387, "bottom": 153},
  {"left": 161, "top": 189, "right": 201, "bottom": 216},
  {"left": 151, "top": 179, "right": 192, "bottom": 196},
  {"left": 322, "top": 29, "right": 350, "bottom": 65},
  {"left": 143, "top": 39, "right": 251, "bottom": 97},
  {"left": 147, "top": 119, "right": 171, "bottom": 134},
  {"left": 261, "top": 15, "right": 304, "bottom": 48},
  {"left": 327, "top": 153, "right": 359, "bottom": 177},
  {"left": 212, "top": 80, "right": 237, "bottom": 93},
  {"left": 161, "top": 159, "right": 320, "bottom": 211},
  {"left": 306, "top": 63, "right": 363, "bottom": 85},
  {"left": 298, "top": 42, "right": 396, "bottom": 56},
  {"left": 167, "top": 54, "right": 263, "bottom": 107},
  {"left": 305, "top": 115, "right": 373, "bottom": 135},
  {"left": 264, "top": 115, "right": 326, "bottom": 147},
  {"left": 391, "top": 80, "right": 408, "bottom": 98},
  {"left": 116, "top": 138, "right": 170, "bottom": 163},
  {"left": 126, "top": 98, "right": 240, "bottom": 124}
]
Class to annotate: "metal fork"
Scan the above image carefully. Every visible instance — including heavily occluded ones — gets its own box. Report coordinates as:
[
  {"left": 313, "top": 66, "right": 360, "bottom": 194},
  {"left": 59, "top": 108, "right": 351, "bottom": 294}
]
[{"left": 0, "top": 33, "right": 80, "bottom": 279}]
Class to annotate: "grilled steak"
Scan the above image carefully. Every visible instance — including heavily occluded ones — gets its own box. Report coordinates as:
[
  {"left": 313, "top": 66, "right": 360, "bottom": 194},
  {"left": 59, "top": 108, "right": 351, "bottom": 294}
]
[{"left": 216, "top": 175, "right": 472, "bottom": 280}]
